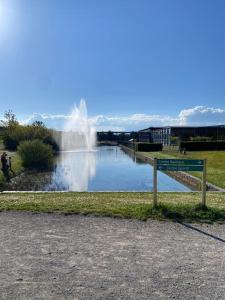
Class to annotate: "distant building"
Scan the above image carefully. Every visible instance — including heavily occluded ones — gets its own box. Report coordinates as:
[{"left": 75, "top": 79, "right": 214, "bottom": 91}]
[
  {"left": 137, "top": 128, "right": 153, "bottom": 143},
  {"left": 138, "top": 125, "right": 225, "bottom": 145}
]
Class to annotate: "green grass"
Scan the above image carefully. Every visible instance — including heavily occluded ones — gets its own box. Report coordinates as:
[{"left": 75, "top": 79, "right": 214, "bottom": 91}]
[
  {"left": 0, "top": 192, "right": 225, "bottom": 223},
  {"left": 142, "top": 150, "right": 225, "bottom": 189}
]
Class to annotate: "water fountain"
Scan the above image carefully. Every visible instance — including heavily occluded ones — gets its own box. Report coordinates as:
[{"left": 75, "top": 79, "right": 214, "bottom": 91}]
[
  {"left": 46, "top": 100, "right": 190, "bottom": 192},
  {"left": 49, "top": 99, "right": 97, "bottom": 191},
  {"left": 61, "top": 99, "right": 96, "bottom": 152}
]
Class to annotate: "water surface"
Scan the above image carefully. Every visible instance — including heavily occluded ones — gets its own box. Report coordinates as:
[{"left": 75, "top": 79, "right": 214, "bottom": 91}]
[{"left": 48, "top": 146, "right": 190, "bottom": 192}]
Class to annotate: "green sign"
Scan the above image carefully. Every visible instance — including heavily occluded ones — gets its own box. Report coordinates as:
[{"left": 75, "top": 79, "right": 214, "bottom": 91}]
[
  {"left": 153, "top": 158, "right": 207, "bottom": 209},
  {"left": 157, "top": 159, "right": 204, "bottom": 166},
  {"left": 157, "top": 165, "right": 204, "bottom": 172}
]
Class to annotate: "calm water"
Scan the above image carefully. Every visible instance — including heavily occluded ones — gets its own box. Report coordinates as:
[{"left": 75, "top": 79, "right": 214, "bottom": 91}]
[{"left": 48, "top": 146, "right": 190, "bottom": 191}]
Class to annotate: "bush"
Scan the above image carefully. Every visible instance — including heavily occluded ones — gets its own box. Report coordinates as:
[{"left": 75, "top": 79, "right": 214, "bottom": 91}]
[
  {"left": 3, "top": 125, "right": 24, "bottom": 150},
  {"left": 17, "top": 139, "right": 54, "bottom": 170},
  {"left": 122, "top": 142, "right": 162, "bottom": 152},
  {"left": 180, "top": 141, "right": 225, "bottom": 151},
  {"left": 3, "top": 125, "right": 59, "bottom": 151},
  {"left": 136, "top": 143, "right": 162, "bottom": 151}
]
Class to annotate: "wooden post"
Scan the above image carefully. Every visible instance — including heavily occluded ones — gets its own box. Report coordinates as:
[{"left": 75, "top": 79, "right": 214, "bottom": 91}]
[
  {"left": 202, "top": 159, "right": 207, "bottom": 208},
  {"left": 153, "top": 158, "right": 158, "bottom": 208}
]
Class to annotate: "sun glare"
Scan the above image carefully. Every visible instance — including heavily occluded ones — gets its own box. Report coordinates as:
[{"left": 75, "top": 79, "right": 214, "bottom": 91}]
[
  {"left": 0, "top": 0, "right": 16, "bottom": 39},
  {"left": 0, "top": 2, "right": 4, "bottom": 22}
]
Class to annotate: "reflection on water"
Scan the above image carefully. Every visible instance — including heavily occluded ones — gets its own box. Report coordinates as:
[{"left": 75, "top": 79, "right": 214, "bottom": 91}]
[
  {"left": 49, "top": 150, "right": 96, "bottom": 191},
  {"left": 47, "top": 146, "right": 191, "bottom": 192}
]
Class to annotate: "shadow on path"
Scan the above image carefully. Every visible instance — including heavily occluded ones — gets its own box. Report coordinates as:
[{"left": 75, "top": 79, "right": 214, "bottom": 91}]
[{"left": 178, "top": 221, "right": 225, "bottom": 244}]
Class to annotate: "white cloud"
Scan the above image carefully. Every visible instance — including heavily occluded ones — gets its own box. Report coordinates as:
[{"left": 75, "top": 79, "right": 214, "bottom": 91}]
[
  {"left": 179, "top": 106, "right": 225, "bottom": 125},
  {"left": 20, "top": 105, "right": 225, "bottom": 131},
  {"left": 22, "top": 113, "right": 71, "bottom": 130},
  {"left": 89, "top": 114, "right": 179, "bottom": 131}
]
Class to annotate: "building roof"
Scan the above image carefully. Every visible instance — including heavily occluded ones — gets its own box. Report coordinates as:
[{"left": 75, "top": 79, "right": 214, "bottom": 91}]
[{"left": 139, "top": 125, "right": 225, "bottom": 132}]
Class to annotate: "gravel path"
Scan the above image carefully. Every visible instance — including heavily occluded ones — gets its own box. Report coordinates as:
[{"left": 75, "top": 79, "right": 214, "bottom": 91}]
[{"left": 0, "top": 212, "right": 225, "bottom": 299}]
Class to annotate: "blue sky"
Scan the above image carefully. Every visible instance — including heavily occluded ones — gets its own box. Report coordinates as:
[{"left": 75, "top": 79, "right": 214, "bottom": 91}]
[{"left": 1, "top": 0, "right": 225, "bottom": 130}]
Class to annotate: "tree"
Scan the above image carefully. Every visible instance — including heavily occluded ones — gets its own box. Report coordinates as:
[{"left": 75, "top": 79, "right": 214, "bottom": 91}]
[
  {"left": 0, "top": 110, "right": 18, "bottom": 127},
  {"left": 170, "top": 136, "right": 180, "bottom": 145},
  {"left": 32, "top": 121, "right": 46, "bottom": 128}
]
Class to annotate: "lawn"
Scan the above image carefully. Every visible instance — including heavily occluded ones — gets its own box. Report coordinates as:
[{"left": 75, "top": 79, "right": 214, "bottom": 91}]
[
  {"left": 0, "top": 191, "right": 225, "bottom": 223},
  {"left": 142, "top": 150, "right": 225, "bottom": 189}
]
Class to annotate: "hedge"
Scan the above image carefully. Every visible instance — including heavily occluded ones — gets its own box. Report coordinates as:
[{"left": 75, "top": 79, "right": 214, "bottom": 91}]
[
  {"left": 136, "top": 143, "right": 162, "bottom": 152},
  {"left": 180, "top": 141, "right": 225, "bottom": 151}
]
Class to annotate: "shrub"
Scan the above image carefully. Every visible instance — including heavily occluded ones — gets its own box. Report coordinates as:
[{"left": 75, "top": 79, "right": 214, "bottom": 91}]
[
  {"left": 3, "top": 124, "right": 59, "bottom": 151},
  {"left": 136, "top": 143, "right": 162, "bottom": 152},
  {"left": 3, "top": 125, "right": 26, "bottom": 150},
  {"left": 17, "top": 139, "right": 54, "bottom": 170}
]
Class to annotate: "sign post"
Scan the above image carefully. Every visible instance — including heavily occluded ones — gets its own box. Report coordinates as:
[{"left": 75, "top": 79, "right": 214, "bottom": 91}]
[
  {"left": 152, "top": 158, "right": 207, "bottom": 208},
  {"left": 202, "top": 159, "right": 207, "bottom": 208},
  {"left": 153, "top": 158, "right": 158, "bottom": 208}
]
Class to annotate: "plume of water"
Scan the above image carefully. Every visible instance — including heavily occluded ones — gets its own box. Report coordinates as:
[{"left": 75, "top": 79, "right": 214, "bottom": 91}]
[
  {"left": 49, "top": 99, "right": 97, "bottom": 191},
  {"left": 61, "top": 99, "right": 96, "bottom": 151}
]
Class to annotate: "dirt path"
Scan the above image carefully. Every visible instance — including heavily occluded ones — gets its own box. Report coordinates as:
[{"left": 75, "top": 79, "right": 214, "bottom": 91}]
[{"left": 0, "top": 212, "right": 225, "bottom": 299}]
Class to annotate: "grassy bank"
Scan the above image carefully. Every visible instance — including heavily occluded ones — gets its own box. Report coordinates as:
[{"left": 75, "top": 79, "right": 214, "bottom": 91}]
[
  {"left": 142, "top": 151, "right": 225, "bottom": 189},
  {"left": 0, "top": 192, "right": 225, "bottom": 223}
]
